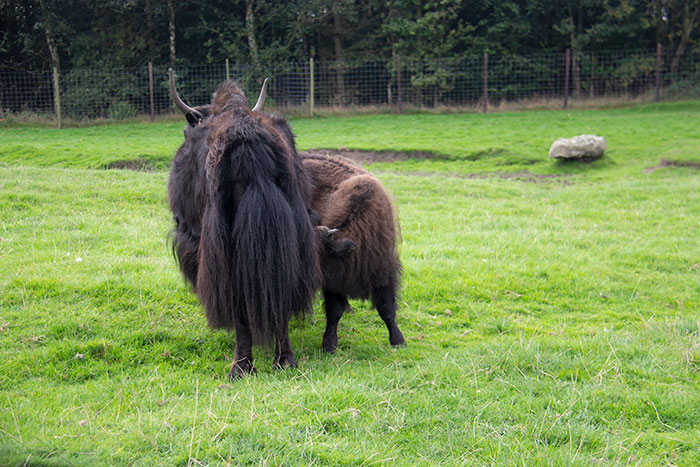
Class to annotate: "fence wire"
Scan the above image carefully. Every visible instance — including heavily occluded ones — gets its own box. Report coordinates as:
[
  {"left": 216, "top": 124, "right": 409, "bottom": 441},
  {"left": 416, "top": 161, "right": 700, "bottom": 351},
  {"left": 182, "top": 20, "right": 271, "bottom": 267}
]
[{"left": 1, "top": 48, "right": 698, "bottom": 123}]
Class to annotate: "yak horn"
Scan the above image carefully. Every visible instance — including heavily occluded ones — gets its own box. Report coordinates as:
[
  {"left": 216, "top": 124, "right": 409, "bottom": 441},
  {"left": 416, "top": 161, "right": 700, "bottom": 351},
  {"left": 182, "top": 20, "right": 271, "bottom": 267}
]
[
  {"left": 168, "top": 69, "right": 198, "bottom": 115},
  {"left": 251, "top": 78, "right": 269, "bottom": 112}
]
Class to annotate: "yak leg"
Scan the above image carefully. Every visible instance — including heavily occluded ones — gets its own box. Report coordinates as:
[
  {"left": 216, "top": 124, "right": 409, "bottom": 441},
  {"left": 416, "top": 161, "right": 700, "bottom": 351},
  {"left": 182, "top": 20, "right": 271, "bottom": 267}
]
[
  {"left": 372, "top": 285, "right": 406, "bottom": 347},
  {"left": 322, "top": 290, "right": 350, "bottom": 353},
  {"left": 273, "top": 319, "right": 297, "bottom": 370},
  {"left": 228, "top": 323, "right": 256, "bottom": 380}
]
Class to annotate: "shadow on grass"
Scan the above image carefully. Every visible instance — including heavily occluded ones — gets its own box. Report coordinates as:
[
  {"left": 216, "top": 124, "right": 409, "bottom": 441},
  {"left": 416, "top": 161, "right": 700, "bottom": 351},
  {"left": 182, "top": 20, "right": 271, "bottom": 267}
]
[{"left": 550, "top": 154, "right": 615, "bottom": 175}]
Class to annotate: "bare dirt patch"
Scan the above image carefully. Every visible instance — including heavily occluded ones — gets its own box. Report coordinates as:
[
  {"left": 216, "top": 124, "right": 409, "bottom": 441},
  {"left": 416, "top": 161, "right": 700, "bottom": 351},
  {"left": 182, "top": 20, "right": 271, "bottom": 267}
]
[
  {"left": 308, "top": 149, "right": 570, "bottom": 184},
  {"left": 305, "top": 148, "right": 450, "bottom": 163},
  {"left": 644, "top": 159, "right": 700, "bottom": 173},
  {"left": 394, "top": 169, "right": 572, "bottom": 184},
  {"left": 106, "top": 159, "right": 156, "bottom": 171}
]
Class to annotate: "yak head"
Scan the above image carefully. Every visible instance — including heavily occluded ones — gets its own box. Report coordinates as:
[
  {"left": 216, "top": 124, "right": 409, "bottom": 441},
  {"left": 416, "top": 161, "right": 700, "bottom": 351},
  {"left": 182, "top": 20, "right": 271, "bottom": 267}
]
[
  {"left": 168, "top": 69, "right": 267, "bottom": 127},
  {"left": 168, "top": 71, "right": 297, "bottom": 173}
]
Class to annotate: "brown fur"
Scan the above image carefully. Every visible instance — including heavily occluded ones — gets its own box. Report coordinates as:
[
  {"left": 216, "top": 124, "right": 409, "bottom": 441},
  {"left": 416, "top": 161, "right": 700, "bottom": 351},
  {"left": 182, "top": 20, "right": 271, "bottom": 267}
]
[
  {"left": 267, "top": 116, "right": 406, "bottom": 353},
  {"left": 302, "top": 153, "right": 400, "bottom": 299},
  {"left": 297, "top": 153, "right": 405, "bottom": 352}
]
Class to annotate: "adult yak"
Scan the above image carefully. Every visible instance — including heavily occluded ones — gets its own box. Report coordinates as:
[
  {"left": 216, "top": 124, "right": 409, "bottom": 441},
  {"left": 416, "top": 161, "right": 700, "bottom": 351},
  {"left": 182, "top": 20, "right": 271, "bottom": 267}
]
[{"left": 168, "top": 73, "right": 405, "bottom": 380}]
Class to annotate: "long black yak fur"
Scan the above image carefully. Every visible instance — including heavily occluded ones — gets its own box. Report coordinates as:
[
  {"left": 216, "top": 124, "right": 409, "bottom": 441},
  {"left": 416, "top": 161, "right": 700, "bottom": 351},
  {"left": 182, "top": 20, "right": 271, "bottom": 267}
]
[
  {"left": 169, "top": 79, "right": 405, "bottom": 379},
  {"left": 169, "top": 81, "right": 320, "bottom": 377}
]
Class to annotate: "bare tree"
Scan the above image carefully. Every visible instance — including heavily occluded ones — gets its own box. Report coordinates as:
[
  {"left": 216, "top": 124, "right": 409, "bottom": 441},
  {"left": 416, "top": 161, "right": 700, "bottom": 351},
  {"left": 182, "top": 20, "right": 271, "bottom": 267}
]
[
  {"left": 245, "top": 0, "right": 260, "bottom": 71},
  {"left": 38, "top": 0, "right": 60, "bottom": 70},
  {"left": 333, "top": 6, "right": 346, "bottom": 103},
  {"left": 145, "top": 0, "right": 154, "bottom": 60},
  {"left": 669, "top": 0, "right": 700, "bottom": 75},
  {"left": 168, "top": 0, "right": 176, "bottom": 65}
]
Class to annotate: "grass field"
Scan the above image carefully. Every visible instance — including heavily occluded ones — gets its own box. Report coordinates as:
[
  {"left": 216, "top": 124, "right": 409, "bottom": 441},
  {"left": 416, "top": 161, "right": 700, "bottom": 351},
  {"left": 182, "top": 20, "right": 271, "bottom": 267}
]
[{"left": 1, "top": 102, "right": 700, "bottom": 465}]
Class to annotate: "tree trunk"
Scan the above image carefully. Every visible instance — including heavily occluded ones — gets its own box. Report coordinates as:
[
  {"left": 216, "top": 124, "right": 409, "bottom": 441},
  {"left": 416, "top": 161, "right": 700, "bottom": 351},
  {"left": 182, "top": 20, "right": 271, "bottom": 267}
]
[
  {"left": 415, "top": 0, "right": 423, "bottom": 48},
  {"left": 245, "top": 0, "right": 260, "bottom": 71},
  {"left": 333, "top": 7, "right": 346, "bottom": 104},
  {"left": 670, "top": 1, "right": 699, "bottom": 75},
  {"left": 39, "top": 0, "right": 61, "bottom": 126},
  {"left": 38, "top": 0, "right": 60, "bottom": 70},
  {"left": 145, "top": 0, "right": 154, "bottom": 60},
  {"left": 568, "top": 6, "right": 581, "bottom": 96},
  {"left": 167, "top": 0, "right": 176, "bottom": 65}
]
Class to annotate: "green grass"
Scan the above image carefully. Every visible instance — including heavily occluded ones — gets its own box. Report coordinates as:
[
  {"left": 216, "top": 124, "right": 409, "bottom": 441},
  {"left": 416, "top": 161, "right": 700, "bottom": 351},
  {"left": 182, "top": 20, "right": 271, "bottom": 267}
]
[{"left": 1, "top": 102, "right": 700, "bottom": 465}]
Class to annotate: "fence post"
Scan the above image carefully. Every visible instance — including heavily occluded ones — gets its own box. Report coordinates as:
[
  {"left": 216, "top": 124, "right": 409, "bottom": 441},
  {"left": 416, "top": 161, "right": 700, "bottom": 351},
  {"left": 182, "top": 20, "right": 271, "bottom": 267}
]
[
  {"left": 52, "top": 66, "right": 62, "bottom": 129},
  {"left": 396, "top": 54, "right": 402, "bottom": 113},
  {"left": 563, "top": 48, "right": 570, "bottom": 109},
  {"left": 482, "top": 52, "right": 488, "bottom": 113},
  {"left": 225, "top": 58, "right": 230, "bottom": 81},
  {"left": 309, "top": 56, "right": 315, "bottom": 117},
  {"left": 655, "top": 43, "right": 662, "bottom": 102},
  {"left": 148, "top": 62, "right": 155, "bottom": 121}
]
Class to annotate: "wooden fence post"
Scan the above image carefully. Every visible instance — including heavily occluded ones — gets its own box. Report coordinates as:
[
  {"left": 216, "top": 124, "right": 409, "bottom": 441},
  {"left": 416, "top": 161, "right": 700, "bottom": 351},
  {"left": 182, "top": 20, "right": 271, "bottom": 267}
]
[
  {"left": 396, "top": 54, "right": 402, "bottom": 113},
  {"left": 563, "top": 48, "right": 570, "bottom": 109},
  {"left": 482, "top": 52, "right": 488, "bottom": 113},
  {"left": 148, "top": 62, "right": 155, "bottom": 121},
  {"left": 225, "top": 58, "right": 230, "bottom": 81},
  {"left": 52, "top": 66, "right": 62, "bottom": 129},
  {"left": 309, "top": 56, "right": 315, "bottom": 117},
  {"left": 655, "top": 43, "right": 662, "bottom": 102}
]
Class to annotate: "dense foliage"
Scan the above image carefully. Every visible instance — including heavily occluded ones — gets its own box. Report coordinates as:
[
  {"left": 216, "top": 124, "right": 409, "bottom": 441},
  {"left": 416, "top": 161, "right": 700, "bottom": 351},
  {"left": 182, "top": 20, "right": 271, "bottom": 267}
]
[{"left": 1, "top": 0, "right": 698, "bottom": 71}]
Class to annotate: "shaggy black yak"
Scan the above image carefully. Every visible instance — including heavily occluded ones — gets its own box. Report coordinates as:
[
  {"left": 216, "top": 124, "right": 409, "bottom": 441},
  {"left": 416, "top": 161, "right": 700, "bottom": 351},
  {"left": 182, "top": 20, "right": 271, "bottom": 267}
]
[{"left": 168, "top": 72, "right": 404, "bottom": 379}]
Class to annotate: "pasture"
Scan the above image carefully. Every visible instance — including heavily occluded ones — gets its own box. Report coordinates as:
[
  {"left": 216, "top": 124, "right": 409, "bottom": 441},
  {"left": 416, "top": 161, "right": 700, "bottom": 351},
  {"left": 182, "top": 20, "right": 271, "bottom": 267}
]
[{"left": 1, "top": 102, "right": 700, "bottom": 465}]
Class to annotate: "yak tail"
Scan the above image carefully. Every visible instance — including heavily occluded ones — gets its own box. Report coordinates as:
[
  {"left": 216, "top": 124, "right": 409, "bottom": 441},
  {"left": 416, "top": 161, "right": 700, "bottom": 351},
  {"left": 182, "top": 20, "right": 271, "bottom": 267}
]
[{"left": 196, "top": 143, "right": 320, "bottom": 345}]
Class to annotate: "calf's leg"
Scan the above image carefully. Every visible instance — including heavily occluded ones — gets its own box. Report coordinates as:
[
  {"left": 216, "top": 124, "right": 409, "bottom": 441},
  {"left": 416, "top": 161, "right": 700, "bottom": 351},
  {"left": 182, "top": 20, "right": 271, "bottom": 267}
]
[
  {"left": 372, "top": 285, "right": 406, "bottom": 347},
  {"left": 322, "top": 290, "right": 350, "bottom": 353}
]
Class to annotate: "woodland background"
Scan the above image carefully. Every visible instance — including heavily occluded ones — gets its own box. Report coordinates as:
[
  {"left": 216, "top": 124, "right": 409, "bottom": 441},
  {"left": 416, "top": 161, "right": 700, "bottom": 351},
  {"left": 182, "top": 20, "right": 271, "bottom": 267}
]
[{"left": 2, "top": 0, "right": 697, "bottom": 74}]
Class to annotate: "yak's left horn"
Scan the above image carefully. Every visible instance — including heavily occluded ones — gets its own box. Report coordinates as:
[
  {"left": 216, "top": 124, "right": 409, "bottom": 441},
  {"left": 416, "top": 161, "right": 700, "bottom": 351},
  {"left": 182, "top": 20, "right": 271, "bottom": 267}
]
[
  {"left": 168, "top": 69, "right": 198, "bottom": 115},
  {"left": 252, "top": 78, "right": 269, "bottom": 112}
]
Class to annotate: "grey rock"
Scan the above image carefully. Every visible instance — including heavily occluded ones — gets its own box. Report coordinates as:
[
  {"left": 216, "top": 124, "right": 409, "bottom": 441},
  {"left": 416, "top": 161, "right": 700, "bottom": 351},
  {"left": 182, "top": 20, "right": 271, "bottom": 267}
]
[{"left": 549, "top": 135, "right": 606, "bottom": 160}]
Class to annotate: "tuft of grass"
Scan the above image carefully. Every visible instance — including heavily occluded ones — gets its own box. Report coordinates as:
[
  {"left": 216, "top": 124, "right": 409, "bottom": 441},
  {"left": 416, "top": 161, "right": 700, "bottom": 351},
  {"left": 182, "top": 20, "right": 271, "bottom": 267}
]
[{"left": 1, "top": 102, "right": 700, "bottom": 465}]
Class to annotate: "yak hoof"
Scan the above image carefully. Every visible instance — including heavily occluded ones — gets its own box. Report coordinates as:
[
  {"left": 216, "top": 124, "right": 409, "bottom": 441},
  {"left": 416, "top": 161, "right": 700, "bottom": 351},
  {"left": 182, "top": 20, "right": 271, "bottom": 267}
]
[
  {"left": 321, "top": 334, "right": 338, "bottom": 353},
  {"left": 389, "top": 331, "right": 407, "bottom": 347},
  {"left": 273, "top": 353, "right": 297, "bottom": 370},
  {"left": 228, "top": 361, "right": 256, "bottom": 381}
]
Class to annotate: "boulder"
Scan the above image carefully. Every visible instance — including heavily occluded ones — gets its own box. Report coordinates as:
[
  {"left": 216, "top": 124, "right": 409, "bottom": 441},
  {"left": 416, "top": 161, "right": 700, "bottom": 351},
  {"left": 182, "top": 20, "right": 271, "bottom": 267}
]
[{"left": 549, "top": 135, "right": 606, "bottom": 160}]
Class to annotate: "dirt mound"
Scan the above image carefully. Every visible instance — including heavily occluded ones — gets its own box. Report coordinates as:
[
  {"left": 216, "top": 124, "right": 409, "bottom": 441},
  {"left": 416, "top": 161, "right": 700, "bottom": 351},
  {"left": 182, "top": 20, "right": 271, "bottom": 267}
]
[
  {"left": 106, "top": 159, "right": 156, "bottom": 171},
  {"left": 645, "top": 159, "right": 700, "bottom": 173},
  {"left": 394, "top": 169, "right": 572, "bottom": 184},
  {"left": 307, "top": 149, "right": 570, "bottom": 184},
  {"left": 305, "top": 148, "right": 450, "bottom": 163}
]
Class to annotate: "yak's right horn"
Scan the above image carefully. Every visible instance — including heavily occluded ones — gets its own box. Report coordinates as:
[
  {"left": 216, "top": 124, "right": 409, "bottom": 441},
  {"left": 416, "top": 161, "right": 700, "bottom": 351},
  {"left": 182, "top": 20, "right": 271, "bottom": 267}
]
[
  {"left": 169, "top": 69, "right": 198, "bottom": 115},
  {"left": 251, "top": 78, "right": 269, "bottom": 112}
]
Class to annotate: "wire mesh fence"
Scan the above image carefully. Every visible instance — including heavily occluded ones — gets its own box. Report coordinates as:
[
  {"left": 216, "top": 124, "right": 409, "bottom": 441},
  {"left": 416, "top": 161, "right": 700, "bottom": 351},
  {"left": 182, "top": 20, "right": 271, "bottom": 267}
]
[{"left": 1, "top": 47, "right": 698, "bottom": 125}]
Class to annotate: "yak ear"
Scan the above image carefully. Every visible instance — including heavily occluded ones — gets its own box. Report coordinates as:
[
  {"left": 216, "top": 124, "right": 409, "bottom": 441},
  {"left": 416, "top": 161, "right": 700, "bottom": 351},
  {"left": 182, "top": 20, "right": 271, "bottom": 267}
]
[{"left": 185, "top": 110, "right": 205, "bottom": 126}]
